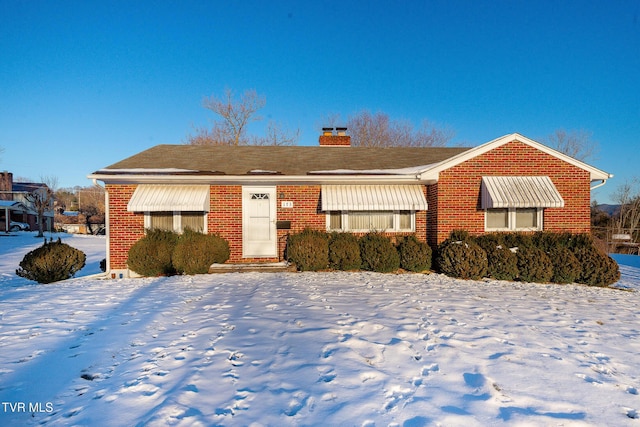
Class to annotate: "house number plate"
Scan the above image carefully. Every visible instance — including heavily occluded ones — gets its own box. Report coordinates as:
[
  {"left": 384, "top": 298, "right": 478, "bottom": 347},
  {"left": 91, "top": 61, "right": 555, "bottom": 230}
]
[{"left": 281, "top": 201, "right": 294, "bottom": 208}]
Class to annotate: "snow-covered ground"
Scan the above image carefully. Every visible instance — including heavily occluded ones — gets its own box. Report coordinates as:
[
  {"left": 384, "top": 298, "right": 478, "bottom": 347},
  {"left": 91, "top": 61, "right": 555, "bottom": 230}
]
[{"left": 1, "top": 232, "right": 640, "bottom": 426}]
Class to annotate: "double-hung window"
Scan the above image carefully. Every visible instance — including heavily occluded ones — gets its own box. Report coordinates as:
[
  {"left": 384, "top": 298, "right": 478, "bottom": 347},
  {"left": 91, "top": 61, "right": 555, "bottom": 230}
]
[
  {"left": 127, "top": 185, "right": 210, "bottom": 234},
  {"left": 145, "top": 211, "right": 206, "bottom": 233},
  {"left": 328, "top": 210, "right": 414, "bottom": 232},
  {"left": 485, "top": 208, "right": 542, "bottom": 231},
  {"left": 322, "top": 185, "right": 428, "bottom": 233},
  {"left": 481, "top": 176, "right": 564, "bottom": 232}
]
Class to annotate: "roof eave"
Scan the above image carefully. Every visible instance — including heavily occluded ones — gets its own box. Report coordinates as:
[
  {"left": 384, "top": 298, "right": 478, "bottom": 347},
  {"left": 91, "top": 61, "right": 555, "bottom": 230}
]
[{"left": 87, "top": 172, "right": 430, "bottom": 186}]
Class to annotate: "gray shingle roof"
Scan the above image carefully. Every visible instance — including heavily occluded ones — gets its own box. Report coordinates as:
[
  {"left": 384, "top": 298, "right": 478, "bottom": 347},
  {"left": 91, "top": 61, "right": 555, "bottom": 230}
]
[{"left": 98, "top": 144, "right": 471, "bottom": 176}]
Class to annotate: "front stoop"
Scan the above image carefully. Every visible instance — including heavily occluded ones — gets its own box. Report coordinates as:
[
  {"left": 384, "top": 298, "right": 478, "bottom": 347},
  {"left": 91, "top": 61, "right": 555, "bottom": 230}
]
[{"left": 209, "top": 262, "right": 295, "bottom": 273}]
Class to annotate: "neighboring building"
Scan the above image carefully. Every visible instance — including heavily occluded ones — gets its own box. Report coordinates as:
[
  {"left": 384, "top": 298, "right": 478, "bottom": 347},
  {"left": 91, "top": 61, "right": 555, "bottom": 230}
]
[
  {"left": 89, "top": 131, "right": 612, "bottom": 278},
  {"left": 0, "top": 172, "right": 54, "bottom": 232}
]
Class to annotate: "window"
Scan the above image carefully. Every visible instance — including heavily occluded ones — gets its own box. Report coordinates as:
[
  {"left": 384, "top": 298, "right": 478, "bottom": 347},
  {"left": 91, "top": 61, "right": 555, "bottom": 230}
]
[
  {"left": 145, "top": 211, "right": 206, "bottom": 233},
  {"left": 328, "top": 211, "right": 414, "bottom": 232},
  {"left": 485, "top": 208, "right": 542, "bottom": 231}
]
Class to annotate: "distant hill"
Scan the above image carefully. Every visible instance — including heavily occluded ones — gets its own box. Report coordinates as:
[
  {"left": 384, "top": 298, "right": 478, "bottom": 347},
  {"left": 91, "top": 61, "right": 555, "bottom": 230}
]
[{"left": 596, "top": 204, "right": 621, "bottom": 216}]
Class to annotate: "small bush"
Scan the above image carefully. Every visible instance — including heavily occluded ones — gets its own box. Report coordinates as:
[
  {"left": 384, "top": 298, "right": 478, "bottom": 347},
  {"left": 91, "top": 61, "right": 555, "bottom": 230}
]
[
  {"left": 328, "top": 232, "right": 361, "bottom": 271},
  {"left": 127, "top": 229, "right": 179, "bottom": 276},
  {"left": 516, "top": 246, "right": 553, "bottom": 283},
  {"left": 436, "top": 238, "right": 488, "bottom": 280},
  {"left": 287, "top": 228, "right": 329, "bottom": 271},
  {"left": 16, "top": 238, "right": 86, "bottom": 284},
  {"left": 398, "top": 235, "right": 432, "bottom": 272},
  {"left": 502, "top": 232, "right": 534, "bottom": 250},
  {"left": 173, "top": 229, "right": 230, "bottom": 275},
  {"left": 360, "top": 232, "right": 400, "bottom": 273},
  {"left": 574, "top": 246, "right": 620, "bottom": 287},
  {"left": 486, "top": 244, "right": 519, "bottom": 281},
  {"left": 548, "top": 247, "right": 580, "bottom": 284},
  {"left": 474, "top": 234, "right": 518, "bottom": 281}
]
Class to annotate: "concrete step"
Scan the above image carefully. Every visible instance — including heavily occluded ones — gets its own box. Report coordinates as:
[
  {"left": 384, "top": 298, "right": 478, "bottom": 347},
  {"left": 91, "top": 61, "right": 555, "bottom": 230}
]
[{"left": 209, "top": 262, "right": 295, "bottom": 273}]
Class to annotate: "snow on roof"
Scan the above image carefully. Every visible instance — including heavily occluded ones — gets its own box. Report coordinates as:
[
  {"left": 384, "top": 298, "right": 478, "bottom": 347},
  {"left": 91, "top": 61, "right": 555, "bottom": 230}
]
[{"left": 309, "top": 164, "right": 436, "bottom": 175}]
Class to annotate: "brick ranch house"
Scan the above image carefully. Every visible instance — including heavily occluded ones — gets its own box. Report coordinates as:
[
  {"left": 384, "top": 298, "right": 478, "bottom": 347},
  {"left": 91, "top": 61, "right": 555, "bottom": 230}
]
[{"left": 88, "top": 131, "right": 612, "bottom": 278}]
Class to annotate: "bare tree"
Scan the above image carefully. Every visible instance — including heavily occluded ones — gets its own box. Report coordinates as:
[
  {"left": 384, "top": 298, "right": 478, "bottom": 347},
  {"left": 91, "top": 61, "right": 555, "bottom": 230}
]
[
  {"left": 24, "top": 175, "right": 57, "bottom": 237},
  {"left": 611, "top": 177, "right": 640, "bottom": 239},
  {"left": 185, "top": 122, "right": 234, "bottom": 146},
  {"left": 250, "top": 121, "right": 299, "bottom": 146},
  {"left": 77, "top": 185, "right": 106, "bottom": 234},
  {"left": 201, "top": 88, "right": 266, "bottom": 146},
  {"left": 342, "top": 111, "right": 453, "bottom": 147},
  {"left": 545, "top": 129, "right": 598, "bottom": 162}
]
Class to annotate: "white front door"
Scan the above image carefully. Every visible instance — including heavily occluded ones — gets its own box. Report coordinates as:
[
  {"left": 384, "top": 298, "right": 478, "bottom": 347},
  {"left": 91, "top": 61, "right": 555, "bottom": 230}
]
[{"left": 242, "top": 186, "right": 277, "bottom": 258}]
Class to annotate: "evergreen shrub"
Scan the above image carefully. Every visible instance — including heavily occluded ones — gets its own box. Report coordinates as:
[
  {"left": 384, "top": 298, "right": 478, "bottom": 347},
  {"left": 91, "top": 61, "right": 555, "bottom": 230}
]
[
  {"left": 359, "top": 232, "right": 400, "bottom": 273},
  {"left": 397, "top": 235, "right": 432, "bottom": 272},
  {"left": 328, "top": 232, "right": 361, "bottom": 271},
  {"left": 548, "top": 247, "right": 580, "bottom": 284},
  {"left": 486, "top": 245, "right": 518, "bottom": 281},
  {"left": 16, "top": 238, "right": 86, "bottom": 284},
  {"left": 286, "top": 228, "right": 329, "bottom": 271},
  {"left": 127, "top": 229, "right": 179, "bottom": 276},
  {"left": 574, "top": 246, "right": 620, "bottom": 287},
  {"left": 173, "top": 229, "right": 230, "bottom": 275},
  {"left": 516, "top": 246, "right": 553, "bottom": 283},
  {"left": 436, "top": 236, "right": 488, "bottom": 280},
  {"left": 474, "top": 234, "right": 518, "bottom": 281}
]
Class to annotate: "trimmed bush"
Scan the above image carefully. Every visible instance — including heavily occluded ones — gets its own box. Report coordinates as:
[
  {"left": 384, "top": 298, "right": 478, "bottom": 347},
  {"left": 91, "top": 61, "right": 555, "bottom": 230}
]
[
  {"left": 398, "top": 235, "right": 432, "bottom": 272},
  {"left": 360, "top": 232, "right": 400, "bottom": 273},
  {"left": 548, "top": 247, "right": 580, "bottom": 284},
  {"left": 328, "top": 232, "right": 361, "bottom": 271},
  {"left": 516, "top": 246, "right": 553, "bottom": 283},
  {"left": 574, "top": 246, "right": 621, "bottom": 287},
  {"left": 173, "top": 229, "right": 230, "bottom": 275},
  {"left": 287, "top": 228, "right": 329, "bottom": 271},
  {"left": 16, "top": 238, "right": 86, "bottom": 284},
  {"left": 127, "top": 229, "right": 179, "bottom": 276},
  {"left": 502, "top": 232, "right": 534, "bottom": 250},
  {"left": 486, "top": 245, "right": 518, "bottom": 281},
  {"left": 436, "top": 238, "right": 488, "bottom": 280},
  {"left": 475, "top": 234, "right": 518, "bottom": 281}
]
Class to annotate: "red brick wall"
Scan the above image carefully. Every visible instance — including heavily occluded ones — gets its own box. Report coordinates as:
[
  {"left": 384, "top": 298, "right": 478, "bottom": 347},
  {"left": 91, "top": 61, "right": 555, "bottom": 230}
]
[
  {"left": 429, "top": 140, "right": 591, "bottom": 246},
  {"left": 106, "top": 184, "right": 144, "bottom": 270},
  {"left": 107, "top": 183, "right": 430, "bottom": 268}
]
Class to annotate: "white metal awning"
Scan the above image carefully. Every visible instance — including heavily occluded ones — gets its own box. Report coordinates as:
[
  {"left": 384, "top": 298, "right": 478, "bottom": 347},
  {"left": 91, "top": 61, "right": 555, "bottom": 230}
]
[
  {"left": 481, "top": 176, "right": 564, "bottom": 209},
  {"left": 321, "top": 185, "right": 428, "bottom": 211},
  {"left": 127, "top": 185, "right": 210, "bottom": 212}
]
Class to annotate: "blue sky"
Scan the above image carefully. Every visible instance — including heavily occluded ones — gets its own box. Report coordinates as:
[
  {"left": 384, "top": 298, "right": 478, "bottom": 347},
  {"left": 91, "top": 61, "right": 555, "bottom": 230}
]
[{"left": 1, "top": 0, "right": 638, "bottom": 204}]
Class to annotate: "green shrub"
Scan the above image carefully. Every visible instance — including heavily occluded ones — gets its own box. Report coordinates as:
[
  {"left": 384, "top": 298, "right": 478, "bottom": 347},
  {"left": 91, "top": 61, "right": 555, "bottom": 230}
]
[
  {"left": 548, "top": 247, "right": 580, "bottom": 284},
  {"left": 502, "top": 232, "right": 534, "bottom": 250},
  {"left": 574, "top": 246, "right": 620, "bottom": 287},
  {"left": 486, "top": 244, "right": 518, "bottom": 281},
  {"left": 436, "top": 237, "right": 488, "bottom": 280},
  {"left": 397, "top": 235, "right": 432, "bottom": 272},
  {"left": 449, "top": 229, "right": 472, "bottom": 242},
  {"left": 328, "top": 232, "right": 361, "bottom": 271},
  {"left": 359, "top": 232, "right": 400, "bottom": 273},
  {"left": 127, "top": 229, "right": 179, "bottom": 276},
  {"left": 173, "top": 229, "right": 230, "bottom": 275},
  {"left": 16, "top": 238, "right": 86, "bottom": 284},
  {"left": 287, "top": 228, "right": 329, "bottom": 271},
  {"left": 516, "top": 246, "right": 553, "bottom": 283}
]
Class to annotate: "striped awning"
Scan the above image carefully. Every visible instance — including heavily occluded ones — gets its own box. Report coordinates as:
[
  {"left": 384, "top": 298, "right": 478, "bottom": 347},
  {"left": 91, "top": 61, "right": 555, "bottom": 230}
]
[
  {"left": 481, "top": 176, "right": 564, "bottom": 209},
  {"left": 321, "top": 185, "right": 428, "bottom": 211},
  {"left": 127, "top": 185, "right": 210, "bottom": 212}
]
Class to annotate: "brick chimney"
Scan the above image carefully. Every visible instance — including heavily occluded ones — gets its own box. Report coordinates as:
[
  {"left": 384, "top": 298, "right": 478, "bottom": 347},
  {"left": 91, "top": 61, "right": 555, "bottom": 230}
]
[
  {"left": 319, "top": 127, "right": 351, "bottom": 146},
  {"left": 0, "top": 171, "right": 13, "bottom": 201}
]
